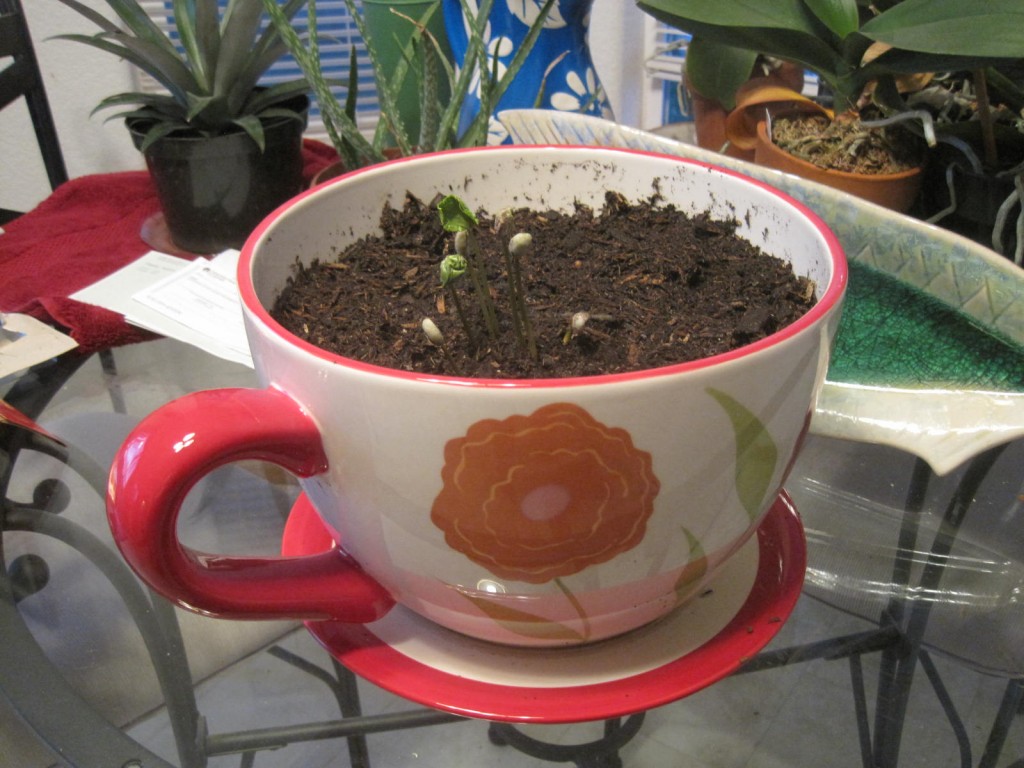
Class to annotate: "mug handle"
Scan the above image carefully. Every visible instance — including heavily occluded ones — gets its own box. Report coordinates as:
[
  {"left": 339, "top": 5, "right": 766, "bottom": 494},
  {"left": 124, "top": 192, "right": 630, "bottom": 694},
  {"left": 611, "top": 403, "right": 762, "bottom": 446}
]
[{"left": 107, "top": 387, "right": 395, "bottom": 622}]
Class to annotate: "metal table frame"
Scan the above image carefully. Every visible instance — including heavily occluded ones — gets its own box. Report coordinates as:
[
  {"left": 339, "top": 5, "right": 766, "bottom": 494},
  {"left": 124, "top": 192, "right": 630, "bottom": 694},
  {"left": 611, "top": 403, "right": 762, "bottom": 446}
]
[{"left": 2, "top": 354, "right": 1021, "bottom": 768}]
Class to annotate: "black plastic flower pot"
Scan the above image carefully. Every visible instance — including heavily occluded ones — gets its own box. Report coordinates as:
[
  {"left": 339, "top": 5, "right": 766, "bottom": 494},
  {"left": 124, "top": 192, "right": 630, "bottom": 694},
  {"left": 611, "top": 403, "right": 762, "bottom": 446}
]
[{"left": 128, "top": 95, "right": 309, "bottom": 254}]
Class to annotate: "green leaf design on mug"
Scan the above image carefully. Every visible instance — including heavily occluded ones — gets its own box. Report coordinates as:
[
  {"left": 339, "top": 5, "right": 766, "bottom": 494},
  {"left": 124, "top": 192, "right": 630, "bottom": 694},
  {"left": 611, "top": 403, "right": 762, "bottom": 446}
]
[
  {"left": 674, "top": 528, "right": 708, "bottom": 603},
  {"left": 707, "top": 388, "right": 778, "bottom": 521},
  {"left": 460, "top": 592, "right": 586, "bottom": 643}
]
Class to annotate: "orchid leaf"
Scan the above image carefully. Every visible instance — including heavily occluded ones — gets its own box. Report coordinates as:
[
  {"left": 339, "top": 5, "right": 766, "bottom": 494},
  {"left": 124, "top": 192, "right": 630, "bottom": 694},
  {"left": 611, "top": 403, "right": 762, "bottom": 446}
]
[
  {"left": 859, "top": 0, "right": 1024, "bottom": 59},
  {"left": 637, "top": 0, "right": 822, "bottom": 32},
  {"left": 636, "top": 1, "right": 842, "bottom": 87},
  {"left": 803, "top": 0, "right": 859, "bottom": 40},
  {"left": 685, "top": 36, "right": 758, "bottom": 109}
]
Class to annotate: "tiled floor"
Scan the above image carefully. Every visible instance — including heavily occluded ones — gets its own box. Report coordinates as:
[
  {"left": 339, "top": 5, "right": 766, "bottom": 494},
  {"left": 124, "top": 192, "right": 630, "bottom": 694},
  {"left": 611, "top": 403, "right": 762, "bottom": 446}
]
[{"left": 5, "top": 341, "right": 1023, "bottom": 767}]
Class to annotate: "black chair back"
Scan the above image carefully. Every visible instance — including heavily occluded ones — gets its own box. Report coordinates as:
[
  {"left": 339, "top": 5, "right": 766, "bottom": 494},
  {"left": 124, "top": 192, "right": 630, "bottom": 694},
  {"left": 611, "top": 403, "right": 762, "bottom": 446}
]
[{"left": 0, "top": 0, "right": 68, "bottom": 224}]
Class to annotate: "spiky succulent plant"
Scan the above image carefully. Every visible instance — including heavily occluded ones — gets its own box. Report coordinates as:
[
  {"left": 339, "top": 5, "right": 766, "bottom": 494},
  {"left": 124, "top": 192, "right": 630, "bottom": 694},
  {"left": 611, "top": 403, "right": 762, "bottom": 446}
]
[{"left": 54, "top": 0, "right": 311, "bottom": 150}]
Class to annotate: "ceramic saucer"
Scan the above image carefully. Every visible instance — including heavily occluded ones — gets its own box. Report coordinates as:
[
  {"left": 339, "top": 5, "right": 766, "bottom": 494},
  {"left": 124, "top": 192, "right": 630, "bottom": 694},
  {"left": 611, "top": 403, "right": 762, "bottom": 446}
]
[{"left": 281, "top": 493, "right": 806, "bottom": 723}]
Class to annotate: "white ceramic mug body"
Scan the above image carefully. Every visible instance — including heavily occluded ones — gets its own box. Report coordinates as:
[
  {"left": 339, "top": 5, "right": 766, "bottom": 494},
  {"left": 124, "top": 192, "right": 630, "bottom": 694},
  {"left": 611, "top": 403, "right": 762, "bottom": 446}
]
[{"left": 238, "top": 146, "right": 845, "bottom": 646}]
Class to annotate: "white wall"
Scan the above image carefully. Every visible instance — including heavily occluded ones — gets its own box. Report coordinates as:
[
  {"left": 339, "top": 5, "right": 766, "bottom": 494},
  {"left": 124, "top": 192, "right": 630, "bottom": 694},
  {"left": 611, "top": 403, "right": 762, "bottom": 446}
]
[
  {"left": 588, "top": 0, "right": 649, "bottom": 128},
  {"left": 3, "top": 0, "right": 654, "bottom": 215},
  {"left": 2, "top": 0, "right": 143, "bottom": 214}
]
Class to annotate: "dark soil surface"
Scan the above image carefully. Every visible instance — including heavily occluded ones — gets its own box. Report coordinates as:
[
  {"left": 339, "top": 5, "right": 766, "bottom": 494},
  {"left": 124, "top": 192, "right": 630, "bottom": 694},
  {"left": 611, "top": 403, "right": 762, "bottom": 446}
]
[
  {"left": 270, "top": 192, "right": 816, "bottom": 379},
  {"left": 772, "top": 112, "right": 922, "bottom": 174}
]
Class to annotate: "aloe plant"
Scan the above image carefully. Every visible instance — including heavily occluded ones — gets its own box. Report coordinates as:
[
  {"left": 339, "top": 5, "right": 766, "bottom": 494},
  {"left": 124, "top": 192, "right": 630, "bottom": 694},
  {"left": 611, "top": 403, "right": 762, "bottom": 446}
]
[
  {"left": 638, "top": 0, "right": 1024, "bottom": 114},
  {"left": 53, "top": 0, "right": 312, "bottom": 150},
  {"left": 262, "top": 0, "right": 556, "bottom": 169}
]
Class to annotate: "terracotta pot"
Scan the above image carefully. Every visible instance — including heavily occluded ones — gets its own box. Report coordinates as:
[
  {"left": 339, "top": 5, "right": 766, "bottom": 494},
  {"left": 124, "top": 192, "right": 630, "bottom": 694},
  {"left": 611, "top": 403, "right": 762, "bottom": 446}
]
[
  {"left": 688, "top": 63, "right": 805, "bottom": 160},
  {"left": 754, "top": 120, "right": 923, "bottom": 213},
  {"left": 309, "top": 148, "right": 406, "bottom": 188}
]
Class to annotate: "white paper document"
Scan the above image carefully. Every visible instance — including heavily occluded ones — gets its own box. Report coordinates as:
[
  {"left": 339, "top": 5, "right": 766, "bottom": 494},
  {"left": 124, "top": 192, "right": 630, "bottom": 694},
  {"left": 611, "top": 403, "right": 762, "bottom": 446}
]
[
  {"left": 70, "top": 250, "right": 253, "bottom": 367},
  {"left": 0, "top": 313, "right": 79, "bottom": 379},
  {"left": 70, "top": 251, "right": 187, "bottom": 314}
]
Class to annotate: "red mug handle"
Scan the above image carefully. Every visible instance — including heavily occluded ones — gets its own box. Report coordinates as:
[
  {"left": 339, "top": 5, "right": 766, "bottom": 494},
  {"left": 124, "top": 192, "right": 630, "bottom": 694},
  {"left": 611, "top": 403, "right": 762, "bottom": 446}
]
[{"left": 107, "top": 387, "right": 394, "bottom": 622}]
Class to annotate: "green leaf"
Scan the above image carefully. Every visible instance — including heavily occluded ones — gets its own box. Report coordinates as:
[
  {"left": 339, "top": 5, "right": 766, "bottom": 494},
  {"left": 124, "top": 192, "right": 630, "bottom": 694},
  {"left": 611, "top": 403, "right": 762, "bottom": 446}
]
[
  {"left": 184, "top": 93, "right": 217, "bottom": 122},
  {"left": 637, "top": 0, "right": 822, "bottom": 34},
  {"left": 244, "top": 80, "right": 310, "bottom": 113},
  {"left": 440, "top": 254, "right": 468, "bottom": 287},
  {"left": 707, "top": 388, "right": 779, "bottom": 522},
  {"left": 803, "top": 0, "right": 860, "bottom": 39},
  {"left": 171, "top": 0, "right": 209, "bottom": 92},
  {"left": 637, "top": 0, "right": 844, "bottom": 83},
  {"left": 102, "top": 0, "right": 184, "bottom": 59},
  {"left": 261, "top": 0, "right": 380, "bottom": 166},
  {"left": 231, "top": 114, "right": 266, "bottom": 151},
  {"left": 193, "top": 0, "right": 222, "bottom": 80},
  {"left": 460, "top": 593, "right": 586, "bottom": 643},
  {"left": 417, "top": 20, "right": 442, "bottom": 152},
  {"left": 450, "top": 0, "right": 494, "bottom": 147},
  {"left": 214, "top": 0, "right": 266, "bottom": 101},
  {"left": 237, "top": 0, "right": 308, "bottom": 103},
  {"left": 859, "top": 0, "right": 1024, "bottom": 59},
  {"left": 341, "top": 0, "right": 412, "bottom": 156},
  {"left": 461, "top": 0, "right": 556, "bottom": 145},
  {"left": 674, "top": 529, "right": 708, "bottom": 603},
  {"left": 437, "top": 195, "right": 479, "bottom": 232},
  {"left": 685, "top": 36, "right": 758, "bottom": 109},
  {"left": 93, "top": 91, "right": 182, "bottom": 115},
  {"left": 137, "top": 120, "right": 186, "bottom": 152},
  {"left": 51, "top": 0, "right": 121, "bottom": 34},
  {"left": 52, "top": 33, "right": 196, "bottom": 102}
]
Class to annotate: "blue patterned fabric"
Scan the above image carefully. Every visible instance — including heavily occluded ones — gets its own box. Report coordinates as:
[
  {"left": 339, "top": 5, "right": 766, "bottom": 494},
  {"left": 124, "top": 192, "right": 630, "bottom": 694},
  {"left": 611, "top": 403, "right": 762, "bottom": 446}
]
[{"left": 443, "top": 0, "right": 613, "bottom": 144}]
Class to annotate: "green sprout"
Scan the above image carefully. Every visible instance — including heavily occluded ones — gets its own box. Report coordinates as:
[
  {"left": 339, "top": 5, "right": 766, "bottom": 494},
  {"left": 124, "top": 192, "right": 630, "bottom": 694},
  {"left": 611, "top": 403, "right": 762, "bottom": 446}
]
[
  {"left": 435, "top": 195, "right": 539, "bottom": 361},
  {"left": 505, "top": 232, "right": 537, "bottom": 360},
  {"left": 437, "top": 194, "right": 499, "bottom": 341},
  {"left": 438, "top": 195, "right": 479, "bottom": 232},
  {"left": 421, "top": 317, "right": 445, "bottom": 346},
  {"left": 563, "top": 311, "right": 615, "bottom": 345},
  {"left": 439, "top": 253, "right": 467, "bottom": 287},
  {"left": 438, "top": 252, "right": 476, "bottom": 347}
]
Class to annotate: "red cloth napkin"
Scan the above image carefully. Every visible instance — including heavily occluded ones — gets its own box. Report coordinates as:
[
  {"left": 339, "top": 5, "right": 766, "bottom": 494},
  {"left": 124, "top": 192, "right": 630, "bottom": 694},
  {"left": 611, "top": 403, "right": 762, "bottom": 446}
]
[{"left": 0, "top": 139, "right": 338, "bottom": 354}]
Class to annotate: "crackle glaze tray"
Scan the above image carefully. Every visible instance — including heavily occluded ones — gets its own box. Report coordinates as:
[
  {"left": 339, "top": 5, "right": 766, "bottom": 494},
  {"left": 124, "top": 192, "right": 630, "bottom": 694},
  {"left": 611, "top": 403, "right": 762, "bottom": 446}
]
[{"left": 498, "top": 110, "right": 1024, "bottom": 475}]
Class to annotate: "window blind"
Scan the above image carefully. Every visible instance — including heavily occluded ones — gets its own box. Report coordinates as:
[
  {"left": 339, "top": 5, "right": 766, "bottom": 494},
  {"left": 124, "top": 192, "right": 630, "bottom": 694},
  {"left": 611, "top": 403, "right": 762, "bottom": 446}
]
[{"left": 137, "top": 0, "right": 381, "bottom": 140}]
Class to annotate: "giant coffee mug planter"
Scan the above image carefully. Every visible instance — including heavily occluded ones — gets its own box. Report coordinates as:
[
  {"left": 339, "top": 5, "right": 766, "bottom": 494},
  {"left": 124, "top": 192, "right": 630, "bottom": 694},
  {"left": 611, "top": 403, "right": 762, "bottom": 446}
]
[{"left": 107, "top": 146, "right": 846, "bottom": 647}]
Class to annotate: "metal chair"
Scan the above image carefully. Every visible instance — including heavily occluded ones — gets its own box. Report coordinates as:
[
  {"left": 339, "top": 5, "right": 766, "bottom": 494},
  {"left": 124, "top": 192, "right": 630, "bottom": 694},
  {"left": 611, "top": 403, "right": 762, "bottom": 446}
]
[{"left": 0, "top": 0, "right": 68, "bottom": 224}]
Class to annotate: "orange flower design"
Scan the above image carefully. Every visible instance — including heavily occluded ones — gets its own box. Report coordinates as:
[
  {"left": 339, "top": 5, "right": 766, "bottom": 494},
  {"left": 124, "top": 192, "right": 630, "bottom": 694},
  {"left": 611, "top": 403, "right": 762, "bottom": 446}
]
[{"left": 430, "top": 403, "right": 660, "bottom": 583}]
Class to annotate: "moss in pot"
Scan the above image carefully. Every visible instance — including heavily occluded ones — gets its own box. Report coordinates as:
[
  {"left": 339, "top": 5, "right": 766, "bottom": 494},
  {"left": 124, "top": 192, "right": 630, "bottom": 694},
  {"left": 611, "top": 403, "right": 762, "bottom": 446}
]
[{"left": 639, "top": 0, "right": 1024, "bottom": 212}]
